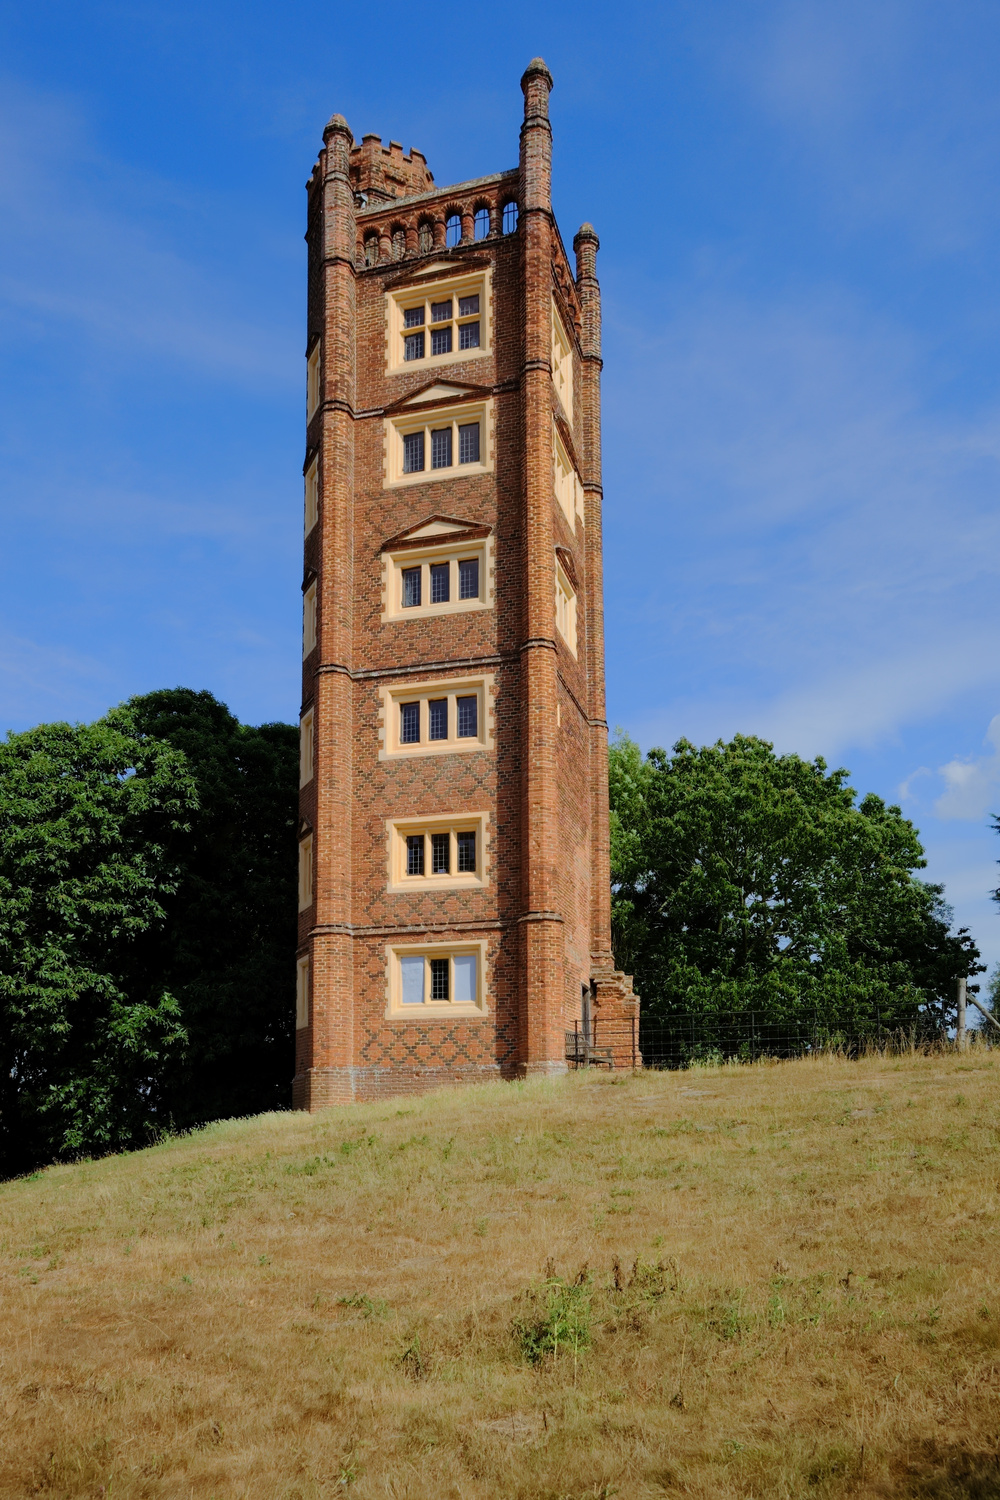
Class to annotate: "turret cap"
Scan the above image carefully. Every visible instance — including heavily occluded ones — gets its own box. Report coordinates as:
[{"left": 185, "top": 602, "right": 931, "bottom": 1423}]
[
  {"left": 323, "top": 113, "right": 353, "bottom": 142},
  {"left": 521, "top": 57, "right": 554, "bottom": 92}
]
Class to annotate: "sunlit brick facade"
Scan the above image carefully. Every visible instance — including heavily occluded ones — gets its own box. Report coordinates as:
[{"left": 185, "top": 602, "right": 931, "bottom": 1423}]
[{"left": 293, "top": 60, "right": 637, "bottom": 1108}]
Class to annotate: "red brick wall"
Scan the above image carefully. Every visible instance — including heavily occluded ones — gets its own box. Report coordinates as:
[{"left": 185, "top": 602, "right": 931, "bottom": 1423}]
[{"left": 293, "top": 62, "right": 617, "bottom": 1109}]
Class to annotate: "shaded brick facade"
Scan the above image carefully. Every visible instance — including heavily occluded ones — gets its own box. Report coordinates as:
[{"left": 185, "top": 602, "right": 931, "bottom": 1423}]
[{"left": 293, "top": 61, "right": 637, "bottom": 1110}]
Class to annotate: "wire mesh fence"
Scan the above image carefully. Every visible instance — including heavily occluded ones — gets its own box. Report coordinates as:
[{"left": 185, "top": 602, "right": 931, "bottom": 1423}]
[{"left": 629, "top": 1009, "right": 978, "bottom": 1070}]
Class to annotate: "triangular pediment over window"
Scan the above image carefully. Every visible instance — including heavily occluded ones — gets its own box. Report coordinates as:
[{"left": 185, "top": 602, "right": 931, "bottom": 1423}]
[
  {"left": 387, "top": 379, "right": 490, "bottom": 413},
  {"left": 381, "top": 514, "right": 493, "bottom": 553}
]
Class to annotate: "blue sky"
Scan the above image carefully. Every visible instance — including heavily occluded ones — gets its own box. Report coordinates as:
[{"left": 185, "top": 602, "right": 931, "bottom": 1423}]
[{"left": 1, "top": 0, "right": 998, "bottom": 975}]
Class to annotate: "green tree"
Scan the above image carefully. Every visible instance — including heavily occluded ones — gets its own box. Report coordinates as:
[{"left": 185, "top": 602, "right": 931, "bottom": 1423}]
[
  {"left": 609, "top": 732, "right": 982, "bottom": 1029},
  {"left": 0, "top": 712, "right": 197, "bottom": 1177},
  {"left": 125, "top": 689, "right": 298, "bottom": 1131}
]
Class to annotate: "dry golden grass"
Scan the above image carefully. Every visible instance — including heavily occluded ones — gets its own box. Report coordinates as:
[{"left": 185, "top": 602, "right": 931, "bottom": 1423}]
[{"left": 3, "top": 1051, "right": 1000, "bottom": 1499}]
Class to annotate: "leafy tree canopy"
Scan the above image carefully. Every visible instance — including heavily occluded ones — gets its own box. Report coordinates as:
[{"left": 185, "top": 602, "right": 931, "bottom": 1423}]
[
  {"left": 0, "top": 690, "right": 298, "bottom": 1179},
  {"left": 610, "top": 732, "right": 982, "bottom": 1028}
]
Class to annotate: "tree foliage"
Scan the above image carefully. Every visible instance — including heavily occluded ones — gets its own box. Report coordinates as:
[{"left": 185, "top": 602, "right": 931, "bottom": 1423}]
[
  {"left": 610, "top": 732, "right": 982, "bottom": 1027},
  {"left": 0, "top": 711, "right": 196, "bottom": 1177},
  {"left": 0, "top": 689, "right": 298, "bottom": 1178}
]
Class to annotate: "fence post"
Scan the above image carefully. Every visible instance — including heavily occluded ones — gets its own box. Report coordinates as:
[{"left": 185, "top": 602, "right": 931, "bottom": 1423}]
[{"left": 957, "top": 977, "right": 967, "bottom": 1052}]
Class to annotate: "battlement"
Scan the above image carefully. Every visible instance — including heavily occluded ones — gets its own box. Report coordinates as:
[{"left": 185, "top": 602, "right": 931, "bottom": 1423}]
[{"left": 349, "top": 134, "right": 434, "bottom": 204}]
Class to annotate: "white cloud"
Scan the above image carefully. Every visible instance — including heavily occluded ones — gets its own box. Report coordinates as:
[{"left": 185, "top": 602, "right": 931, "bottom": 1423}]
[{"left": 935, "top": 716, "right": 1000, "bottom": 821}]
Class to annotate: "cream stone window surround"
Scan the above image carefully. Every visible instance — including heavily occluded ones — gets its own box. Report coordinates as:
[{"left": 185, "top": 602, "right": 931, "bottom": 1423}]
[
  {"left": 298, "top": 833, "right": 313, "bottom": 911},
  {"left": 385, "top": 939, "right": 489, "bottom": 1018},
  {"left": 377, "top": 673, "right": 494, "bottom": 760},
  {"left": 553, "top": 422, "right": 583, "bottom": 533},
  {"left": 555, "top": 558, "right": 578, "bottom": 657},
  {"left": 302, "top": 579, "right": 317, "bottom": 657},
  {"left": 381, "top": 534, "right": 493, "bottom": 621},
  {"left": 296, "top": 955, "right": 310, "bottom": 1029},
  {"left": 384, "top": 398, "right": 493, "bottom": 489},
  {"left": 386, "top": 811, "right": 490, "bottom": 892},
  {"left": 385, "top": 267, "right": 492, "bottom": 375},
  {"left": 304, "top": 456, "right": 319, "bottom": 535},
  {"left": 552, "top": 302, "right": 574, "bottom": 426},
  {"left": 306, "top": 341, "right": 321, "bottom": 420},
  {"left": 299, "top": 708, "right": 314, "bottom": 787}
]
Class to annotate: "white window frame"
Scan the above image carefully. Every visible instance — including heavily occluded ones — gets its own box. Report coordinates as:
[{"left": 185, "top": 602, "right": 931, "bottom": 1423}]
[
  {"left": 552, "top": 302, "right": 574, "bottom": 426},
  {"left": 555, "top": 561, "right": 578, "bottom": 657},
  {"left": 296, "top": 955, "right": 310, "bottom": 1029},
  {"left": 386, "top": 270, "right": 492, "bottom": 375},
  {"left": 298, "top": 833, "right": 314, "bottom": 911},
  {"left": 307, "top": 342, "right": 321, "bottom": 420},
  {"left": 553, "top": 424, "right": 583, "bottom": 533},
  {"left": 381, "top": 536, "right": 493, "bottom": 621},
  {"left": 299, "top": 708, "right": 314, "bottom": 787},
  {"left": 303, "top": 581, "right": 317, "bottom": 658},
  {"left": 386, "top": 811, "right": 489, "bottom": 892},
  {"left": 386, "top": 939, "right": 489, "bottom": 1018},
  {"left": 384, "top": 400, "right": 493, "bottom": 489},
  {"left": 378, "top": 674, "right": 494, "bottom": 760},
  {"left": 304, "top": 457, "right": 319, "bottom": 535}
]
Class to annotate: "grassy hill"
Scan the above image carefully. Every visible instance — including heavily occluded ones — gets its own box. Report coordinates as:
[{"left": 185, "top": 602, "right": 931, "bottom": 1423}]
[{"left": 2, "top": 1052, "right": 1000, "bottom": 1499}]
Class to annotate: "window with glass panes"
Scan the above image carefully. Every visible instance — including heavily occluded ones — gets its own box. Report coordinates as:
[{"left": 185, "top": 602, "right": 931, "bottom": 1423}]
[
  {"left": 395, "top": 412, "right": 483, "bottom": 480},
  {"left": 392, "top": 946, "right": 483, "bottom": 1011},
  {"left": 395, "top": 824, "right": 480, "bottom": 884},
  {"left": 399, "top": 289, "right": 481, "bottom": 365},
  {"left": 393, "top": 550, "right": 483, "bottom": 615},
  {"left": 381, "top": 679, "right": 490, "bottom": 756}
]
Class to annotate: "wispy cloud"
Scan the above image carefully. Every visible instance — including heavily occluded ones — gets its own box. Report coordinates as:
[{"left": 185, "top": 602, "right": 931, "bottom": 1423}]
[
  {"left": 0, "top": 78, "right": 295, "bottom": 383},
  {"left": 935, "top": 716, "right": 1000, "bottom": 821}
]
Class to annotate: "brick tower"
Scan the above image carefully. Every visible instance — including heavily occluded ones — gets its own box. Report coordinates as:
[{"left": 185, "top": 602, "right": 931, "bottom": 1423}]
[{"left": 293, "top": 60, "right": 637, "bottom": 1109}]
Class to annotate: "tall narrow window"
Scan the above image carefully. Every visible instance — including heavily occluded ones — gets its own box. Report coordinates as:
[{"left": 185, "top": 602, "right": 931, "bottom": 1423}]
[
  {"left": 364, "top": 235, "right": 378, "bottom": 266},
  {"left": 430, "top": 957, "right": 450, "bottom": 1000},
  {"left": 474, "top": 207, "right": 490, "bottom": 240},
  {"left": 458, "top": 423, "right": 480, "bottom": 464},
  {"left": 502, "top": 200, "right": 519, "bottom": 234},
  {"left": 302, "top": 581, "right": 317, "bottom": 658},
  {"left": 298, "top": 834, "right": 313, "bottom": 911},
  {"left": 400, "top": 701, "right": 420, "bottom": 744},
  {"left": 403, "top": 431, "right": 425, "bottom": 474},
  {"left": 406, "top": 834, "right": 425, "bottom": 876},
  {"left": 430, "top": 562, "right": 450, "bottom": 603},
  {"left": 299, "top": 709, "right": 314, "bottom": 787},
  {"left": 400, "top": 954, "right": 425, "bottom": 1005},
  {"left": 453, "top": 953, "right": 477, "bottom": 1004},
  {"left": 391, "top": 227, "right": 405, "bottom": 260},
  {"left": 296, "top": 955, "right": 310, "bottom": 1029},
  {"left": 457, "top": 695, "right": 478, "bottom": 738},
  {"left": 456, "top": 830, "right": 476, "bottom": 873},
  {"left": 306, "top": 343, "right": 321, "bottom": 419},
  {"left": 431, "top": 832, "right": 450, "bottom": 874},
  {"left": 446, "top": 213, "right": 461, "bottom": 246},
  {"left": 304, "top": 459, "right": 319, "bottom": 534},
  {"left": 418, "top": 221, "right": 433, "bottom": 252},
  {"left": 402, "top": 567, "right": 422, "bottom": 607},
  {"left": 428, "top": 698, "right": 448, "bottom": 740},
  {"left": 458, "top": 558, "right": 480, "bottom": 599},
  {"left": 431, "top": 428, "right": 452, "bottom": 469}
]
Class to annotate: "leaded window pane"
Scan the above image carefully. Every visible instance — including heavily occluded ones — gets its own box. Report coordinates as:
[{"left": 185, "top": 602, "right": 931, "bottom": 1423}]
[
  {"left": 456, "top": 695, "right": 478, "bottom": 738},
  {"left": 406, "top": 835, "right": 425, "bottom": 876},
  {"left": 431, "top": 300, "right": 452, "bottom": 322},
  {"left": 404, "top": 306, "right": 425, "bottom": 328},
  {"left": 431, "top": 325, "right": 453, "bottom": 356},
  {"left": 458, "top": 322, "right": 480, "bottom": 350},
  {"left": 400, "top": 701, "right": 420, "bottom": 743},
  {"left": 431, "top": 427, "right": 452, "bottom": 468},
  {"left": 457, "top": 831, "right": 476, "bottom": 872},
  {"left": 453, "top": 953, "right": 476, "bottom": 1003},
  {"left": 458, "top": 294, "right": 480, "bottom": 317},
  {"left": 431, "top": 832, "right": 449, "bottom": 874},
  {"left": 430, "top": 562, "right": 450, "bottom": 602},
  {"left": 403, "top": 431, "right": 424, "bottom": 473},
  {"left": 402, "top": 567, "right": 421, "bottom": 607},
  {"left": 458, "top": 422, "right": 480, "bottom": 464},
  {"left": 400, "top": 955, "right": 424, "bottom": 1004},
  {"left": 458, "top": 558, "right": 479, "bottom": 599},
  {"left": 430, "top": 957, "right": 449, "bottom": 1000},
  {"left": 428, "top": 698, "right": 448, "bottom": 740},
  {"left": 404, "top": 332, "right": 425, "bottom": 362}
]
